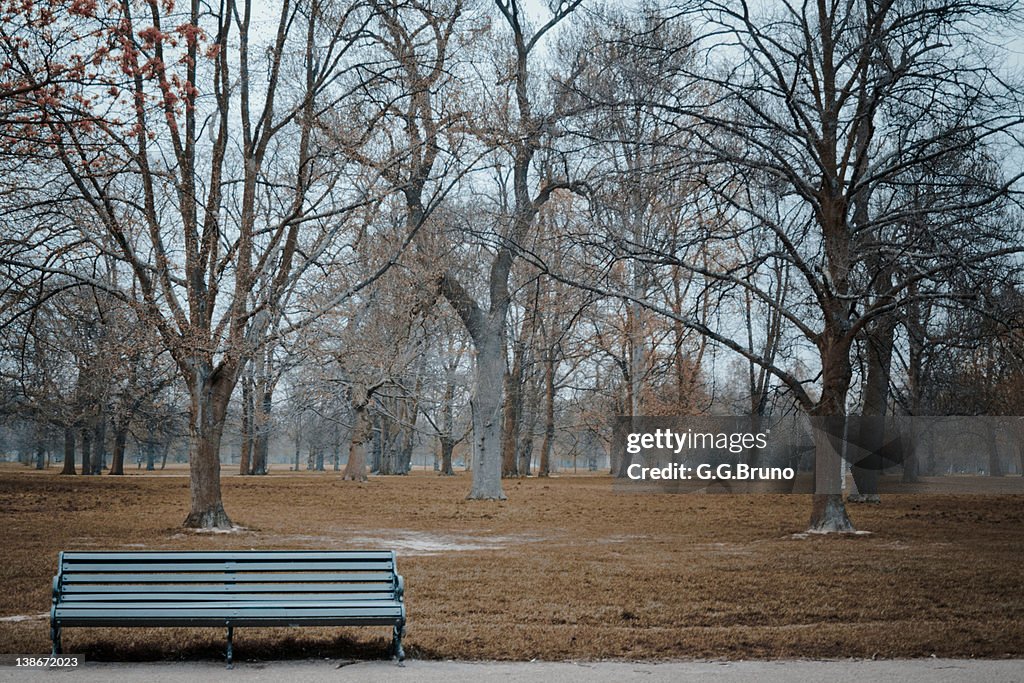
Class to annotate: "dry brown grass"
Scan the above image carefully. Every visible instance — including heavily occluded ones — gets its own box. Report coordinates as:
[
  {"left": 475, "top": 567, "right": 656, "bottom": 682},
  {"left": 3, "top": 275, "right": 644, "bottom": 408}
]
[{"left": 1, "top": 463, "right": 1022, "bottom": 662}]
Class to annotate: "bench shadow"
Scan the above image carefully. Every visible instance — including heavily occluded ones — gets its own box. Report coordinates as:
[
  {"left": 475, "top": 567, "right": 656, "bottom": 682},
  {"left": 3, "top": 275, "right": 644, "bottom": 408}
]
[{"left": 70, "top": 627, "right": 427, "bottom": 663}]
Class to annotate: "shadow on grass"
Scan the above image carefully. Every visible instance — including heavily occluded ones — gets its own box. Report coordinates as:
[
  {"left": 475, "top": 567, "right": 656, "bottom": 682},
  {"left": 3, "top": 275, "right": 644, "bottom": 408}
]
[{"left": 72, "top": 627, "right": 441, "bottom": 663}]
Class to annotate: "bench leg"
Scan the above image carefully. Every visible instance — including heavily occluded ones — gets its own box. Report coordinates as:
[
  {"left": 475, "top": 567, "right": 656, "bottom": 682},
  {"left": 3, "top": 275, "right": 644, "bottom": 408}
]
[
  {"left": 50, "top": 625, "right": 61, "bottom": 656},
  {"left": 226, "top": 626, "right": 234, "bottom": 669},
  {"left": 393, "top": 619, "right": 405, "bottom": 663}
]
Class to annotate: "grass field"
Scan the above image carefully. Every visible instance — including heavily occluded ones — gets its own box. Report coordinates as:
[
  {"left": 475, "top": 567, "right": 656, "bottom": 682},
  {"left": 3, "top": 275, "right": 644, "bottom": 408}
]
[{"left": 1, "top": 464, "right": 1022, "bottom": 662}]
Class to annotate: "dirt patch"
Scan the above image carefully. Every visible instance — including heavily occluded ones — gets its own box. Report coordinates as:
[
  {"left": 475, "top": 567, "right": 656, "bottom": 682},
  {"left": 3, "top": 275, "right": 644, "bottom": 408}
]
[
  {"left": 0, "top": 465, "right": 1022, "bottom": 662},
  {"left": 345, "top": 530, "right": 547, "bottom": 555}
]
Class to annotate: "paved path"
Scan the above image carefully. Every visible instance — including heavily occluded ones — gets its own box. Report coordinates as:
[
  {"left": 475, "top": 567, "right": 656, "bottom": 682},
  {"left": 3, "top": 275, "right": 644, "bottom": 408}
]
[{"left": 2, "top": 659, "right": 1022, "bottom": 682}]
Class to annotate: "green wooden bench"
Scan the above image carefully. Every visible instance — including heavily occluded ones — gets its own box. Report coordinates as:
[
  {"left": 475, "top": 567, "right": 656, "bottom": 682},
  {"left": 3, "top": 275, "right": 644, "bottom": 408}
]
[{"left": 50, "top": 550, "right": 406, "bottom": 666}]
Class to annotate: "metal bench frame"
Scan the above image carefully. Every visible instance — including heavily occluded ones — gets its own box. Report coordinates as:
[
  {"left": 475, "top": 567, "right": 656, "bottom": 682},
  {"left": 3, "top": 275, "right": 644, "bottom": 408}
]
[{"left": 50, "top": 550, "right": 406, "bottom": 666}]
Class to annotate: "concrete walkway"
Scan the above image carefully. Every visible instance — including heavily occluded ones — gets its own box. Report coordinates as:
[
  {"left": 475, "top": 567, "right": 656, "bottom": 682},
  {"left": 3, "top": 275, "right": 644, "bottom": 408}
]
[{"left": 2, "top": 659, "right": 1022, "bottom": 682}]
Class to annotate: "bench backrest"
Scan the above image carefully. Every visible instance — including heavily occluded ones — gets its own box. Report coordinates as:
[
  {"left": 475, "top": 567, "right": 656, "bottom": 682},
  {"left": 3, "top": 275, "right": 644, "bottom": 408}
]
[{"left": 55, "top": 550, "right": 400, "bottom": 604}]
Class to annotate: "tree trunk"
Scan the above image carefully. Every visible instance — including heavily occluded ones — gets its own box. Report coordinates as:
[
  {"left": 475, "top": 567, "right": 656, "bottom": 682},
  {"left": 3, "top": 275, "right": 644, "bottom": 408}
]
[
  {"left": 61, "top": 427, "right": 76, "bottom": 475},
  {"left": 904, "top": 287, "right": 925, "bottom": 483},
  {"left": 93, "top": 418, "right": 107, "bottom": 473},
  {"left": 850, "top": 313, "right": 895, "bottom": 503},
  {"left": 438, "top": 379, "right": 456, "bottom": 476},
  {"left": 239, "top": 373, "right": 253, "bottom": 475},
  {"left": 538, "top": 354, "right": 555, "bottom": 477},
  {"left": 145, "top": 419, "right": 157, "bottom": 471},
  {"left": 808, "top": 345, "right": 855, "bottom": 533},
  {"left": 110, "top": 425, "right": 128, "bottom": 475},
  {"left": 333, "top": 424, "right": 341, "bottom": 471},
  {"left": 468, "top": 333, "right": 507, "bottom": 499},
  {"left": 501, "top": 364, "right": 522, "bottom": 477},
  {"left": 182, "top": 370, "right": 234, "bottom": 529},
  {"left": 80, "top": 427, "right": 93, "bottom": 475},
  {"left": 343, "top": 401, "right": 372, "bottom": 482},
  {"left": 439, "top": 436, "right": 455, "bottom": 476},
  {"left": 372, "top": 413, "right": 385, "bottom": 474},
  {"left": 251, "top": 383, "right": 272, "bottom": 475}
]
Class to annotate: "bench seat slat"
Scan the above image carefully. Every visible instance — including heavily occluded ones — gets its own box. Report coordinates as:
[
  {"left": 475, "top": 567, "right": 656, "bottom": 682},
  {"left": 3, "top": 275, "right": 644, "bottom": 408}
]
[
  {"left": 61, "top": 592, "right": 396, "bottom": 602},
  {"left": 64, "top": 561, "right": 393, "bottom": 572},
  {"left": 62, "top": 583, "right": 394, "bottom": 594},
  {"left": 62, "top": 572, "right": 396, "bottom": 583},
  {"left": 57, "top": 602, "right": 399, "bottom": 614},
  {"left": 61, "top": 551, "right": 394, "bottom": 561},
  {"left": 54, "top": 615, "right": 402, "bottom": 627}
]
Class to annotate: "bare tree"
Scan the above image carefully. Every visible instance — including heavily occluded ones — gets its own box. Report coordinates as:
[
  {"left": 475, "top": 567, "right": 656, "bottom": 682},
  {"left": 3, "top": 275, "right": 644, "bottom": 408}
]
[
  {"left": 537, "top": 0, "right": 1023, "bottom": 530},
  {"left": 0, "top": 0, "right": 419, "bottom": 527}
]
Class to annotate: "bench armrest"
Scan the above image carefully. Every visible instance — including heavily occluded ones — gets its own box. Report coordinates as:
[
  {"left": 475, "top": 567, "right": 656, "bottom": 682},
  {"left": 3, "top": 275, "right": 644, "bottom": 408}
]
[{"left": 395, "top": 574, "right": 405, "bottom": 600}]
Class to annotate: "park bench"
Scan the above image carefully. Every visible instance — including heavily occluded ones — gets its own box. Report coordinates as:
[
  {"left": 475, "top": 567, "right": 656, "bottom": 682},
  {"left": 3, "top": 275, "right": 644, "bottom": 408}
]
[{"left": 50, "top": 550, "right": 406, "bottom": 666}]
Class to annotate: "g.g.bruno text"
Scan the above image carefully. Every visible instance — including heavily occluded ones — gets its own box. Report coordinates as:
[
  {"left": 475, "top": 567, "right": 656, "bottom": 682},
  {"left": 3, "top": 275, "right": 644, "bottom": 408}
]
[{"left": 627, "top": 463, "right": 795, "bottom": 481}]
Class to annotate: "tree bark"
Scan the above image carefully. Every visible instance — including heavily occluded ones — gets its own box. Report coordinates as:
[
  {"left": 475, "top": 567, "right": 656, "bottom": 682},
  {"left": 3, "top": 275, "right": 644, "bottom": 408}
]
[
  {"left": 439, "top": 436, "right": 455, "bottom": 476},
  {"left": 808, "top": 341, "right": 856, "bottom": 533},
  {"left": 109, "top": 426, "right": 128, "bottom": 475},
  {"left": 80, "top": 427, "right": 93, "bottom": 476},
  {"left": 851, "top": 292, "right": 895, "bottom": 502},
  {"left": 182, "top": 369, "right": 234, "bottom": 529},
  {"left": 333, "top": 424, "right": 341, "bottom": 471},
  {"left": 239, "top": 372, "right": 253, "bottom": 475},
  {"left": 251, "top": 379, "right": 273, "bottom": 475},
  {"left": 92, "top": 418, "right": 106, "bottom": 474},
  {"left": 61, "top": 427, "right": 76, "bottom": 475},
  {"left": 468, "top": 333, "right": 507, "bottom": 499},
  {"left": 500, "top": 369, "right": 518, "bottom": 477},
  {"left": 343, "top": 395, "right": 372, "bottom": 482},
  {"left": 145, "top": 419, "right": 157, "bottom": 471},
  {"left": 538, "top": 353, "right": 555, "bottom": 477}
]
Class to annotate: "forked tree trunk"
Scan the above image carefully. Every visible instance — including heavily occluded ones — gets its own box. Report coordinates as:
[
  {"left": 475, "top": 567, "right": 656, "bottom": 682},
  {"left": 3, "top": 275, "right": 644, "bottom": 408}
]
[{"left": 61, "top": 427, "right": 76, "bottom": 475}]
